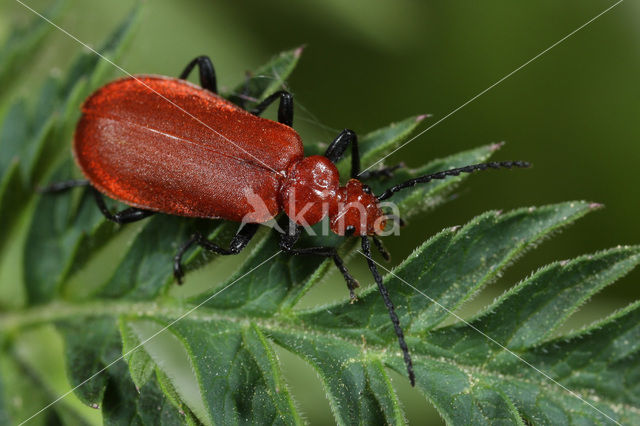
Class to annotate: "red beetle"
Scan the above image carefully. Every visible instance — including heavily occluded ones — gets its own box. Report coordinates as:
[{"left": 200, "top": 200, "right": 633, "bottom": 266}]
[{"left": 43, "top": 56, "right": 529, "bottom": 386}]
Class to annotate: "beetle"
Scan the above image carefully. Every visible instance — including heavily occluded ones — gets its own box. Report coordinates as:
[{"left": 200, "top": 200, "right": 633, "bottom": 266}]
[{"left": 42, "top": 55, "right": 530, "bottom": 386}]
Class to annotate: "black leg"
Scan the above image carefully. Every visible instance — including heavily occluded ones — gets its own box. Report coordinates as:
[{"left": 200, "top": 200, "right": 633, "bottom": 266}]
[
  {"left": 179, "top": 56, "right": 217, "bottom": 94},
  {"left": 37, "top": 179, "right": 91, "bottom": 193},
  {"left": 361, "top": 236, "right": 415, "bottom": 386},
  {"left": 279, "top": 220, "right": 359, "bottom": 300},
  {"left": 324, "top": 129, "right": 360, "bottom": 178},
  {"left": 91, "top": 189, "right": 154, "bottom": 224},
  {"left": 173, "top": 223, "right": 259, "bottom": 284},
  {"left": 250, "top": 90, "right": 294, "bottom": 127}
]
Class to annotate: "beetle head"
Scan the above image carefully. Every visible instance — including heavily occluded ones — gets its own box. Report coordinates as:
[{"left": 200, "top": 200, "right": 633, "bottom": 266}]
[{"left": 329, "top": 179, "right": 386, "bottom": 236}]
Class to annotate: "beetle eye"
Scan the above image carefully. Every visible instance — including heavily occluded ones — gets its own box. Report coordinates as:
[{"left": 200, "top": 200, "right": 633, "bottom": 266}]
[
  {"left": 362, "top": 185, "right": 372, "bottom": 195},
  {"left": 345, "top": 225, "right": 356, "bottom": 235}
]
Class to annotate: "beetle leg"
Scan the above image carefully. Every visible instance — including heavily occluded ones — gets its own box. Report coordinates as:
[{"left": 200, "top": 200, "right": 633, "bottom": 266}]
[
  {"left": 324, "top": 129, "right": 361, "bottom": 179},
  {"left": 37, "top": 179, "right": 91, "bottom": 193},
  {"left": 91, "top": 189, "right": 154, "bottom": 224},
  {"left": 250, "top": 91, "right": 294, "bottom": 127},
  {"left": 361, "top": 235, "right": 415, "bottom": 386},
  {"left": 279, "top": 221, "right": 359, "bottom": 300},
  {"left": 173, "top": 223, "right": 259, "bottom": 284},
  {"left": 179, "top": 56, "right": 217, "bottom": 93}
]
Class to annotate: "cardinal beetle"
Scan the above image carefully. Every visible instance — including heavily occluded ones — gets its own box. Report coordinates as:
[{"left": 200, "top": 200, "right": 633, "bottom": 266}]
[{"left": 42, "top": 55, "right": 530, "bottom": 386}]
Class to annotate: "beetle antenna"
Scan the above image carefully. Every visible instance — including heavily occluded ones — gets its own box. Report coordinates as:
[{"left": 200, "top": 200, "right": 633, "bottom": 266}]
[
  {"left": 361, "top": 236, "right": 415, "bottom": 386},
  {"left": 377, "top": 161, "right": 530, "bottom": 201},
  {"left": 372, "top": 235, "right": 391, "bottom": 261}
]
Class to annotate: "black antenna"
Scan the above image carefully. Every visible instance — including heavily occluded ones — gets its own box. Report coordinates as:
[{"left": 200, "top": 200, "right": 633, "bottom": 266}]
[
  {"left": 361, "top": 236, "right": 415, "bottom": 386},
  {"left": 377, "top": 161, "right": 530, "bottom": 201}
]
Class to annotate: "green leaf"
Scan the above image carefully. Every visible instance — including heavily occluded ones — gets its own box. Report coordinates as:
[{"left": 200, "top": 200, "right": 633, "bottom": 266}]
[
  {"left": 299, "top": 202, "right": 596, "bottom": 341},
  {"left": 0, "top": 0, "right": 66, "bottom": 100},
  {"left": 429, "top": 246, "right": 640, "bottom": 357},
  {"left": 119, "top": 319, "right": 155, "bottom": 390},
  {"left": 2, "top": 20, "right": 640, "bottom": 425},
  {"left": 0, "top": 100, "right": 28, "bottom": 176},
  {"left": 0, "top": 160, "right": 27, "bottom": 251},
  {"left": 126, "top": 317, "right": 302, "bottom": 425},
  {"left": 57, "top": 317, "right": 119, "bottom": 405},
  {"left": 268, "top": 330, "right": 404, "bottom": 425},
  {"left": 24, "top": 160, "right": 106, "bottom": 304},
  {"left": 103, "top": 376, "right": 186, "bottom": 425},
  {"left": 226, "top": 46, "right": 304, "bottom": 104}
]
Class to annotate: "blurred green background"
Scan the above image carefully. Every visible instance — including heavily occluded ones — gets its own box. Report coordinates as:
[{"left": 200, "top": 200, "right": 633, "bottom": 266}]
[{"left": 1, "top": 0, "right": 639, "bottom": 424}]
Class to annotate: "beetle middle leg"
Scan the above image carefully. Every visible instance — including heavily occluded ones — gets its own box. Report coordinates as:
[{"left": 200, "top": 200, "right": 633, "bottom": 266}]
[
  {"left": 250, "top": 91, "right": 294, "bottom": 127},
  {"left": 173, "top": 223, "right": 259, "bottom": 284},
  {"left": 179, "top": 56, "right": 217, "bottom": 93},
  {"left": 279, "top": 219, "right": 359, "bottom": 300}
]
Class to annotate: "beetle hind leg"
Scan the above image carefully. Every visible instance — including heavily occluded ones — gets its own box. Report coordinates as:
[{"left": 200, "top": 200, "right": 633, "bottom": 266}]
[{"left": 173, "top": 223, "right": 259, "bottom": 284}]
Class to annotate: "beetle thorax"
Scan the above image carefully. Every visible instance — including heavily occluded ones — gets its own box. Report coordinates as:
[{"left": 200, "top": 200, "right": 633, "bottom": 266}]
[{"left": 280, "top": 156, "right": 385, "bottom": 235}]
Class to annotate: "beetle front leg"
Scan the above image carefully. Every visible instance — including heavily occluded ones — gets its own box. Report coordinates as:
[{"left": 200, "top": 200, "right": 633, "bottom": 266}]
[
  {"left": 179, "top": 56, "right": 217, "bottom": 93},
  {"left": 250, "top": 91, "right": 294, "bottom": 127},
  {"left": 279, "top": 221, "right": 359, "bottom": 300},
  {"left": 173, "top": 223, "right": 259, "bottom": 284}
]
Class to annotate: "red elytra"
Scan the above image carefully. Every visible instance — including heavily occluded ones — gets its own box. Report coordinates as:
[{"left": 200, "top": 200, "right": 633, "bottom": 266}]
[{"left": 73, "top": 75, "right": 384, "bottom": 235}]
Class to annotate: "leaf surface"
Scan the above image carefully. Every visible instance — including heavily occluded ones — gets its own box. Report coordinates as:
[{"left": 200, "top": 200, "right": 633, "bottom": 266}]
[{"left": 1, "top": 21, "right": 639, "bottom": 426}]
